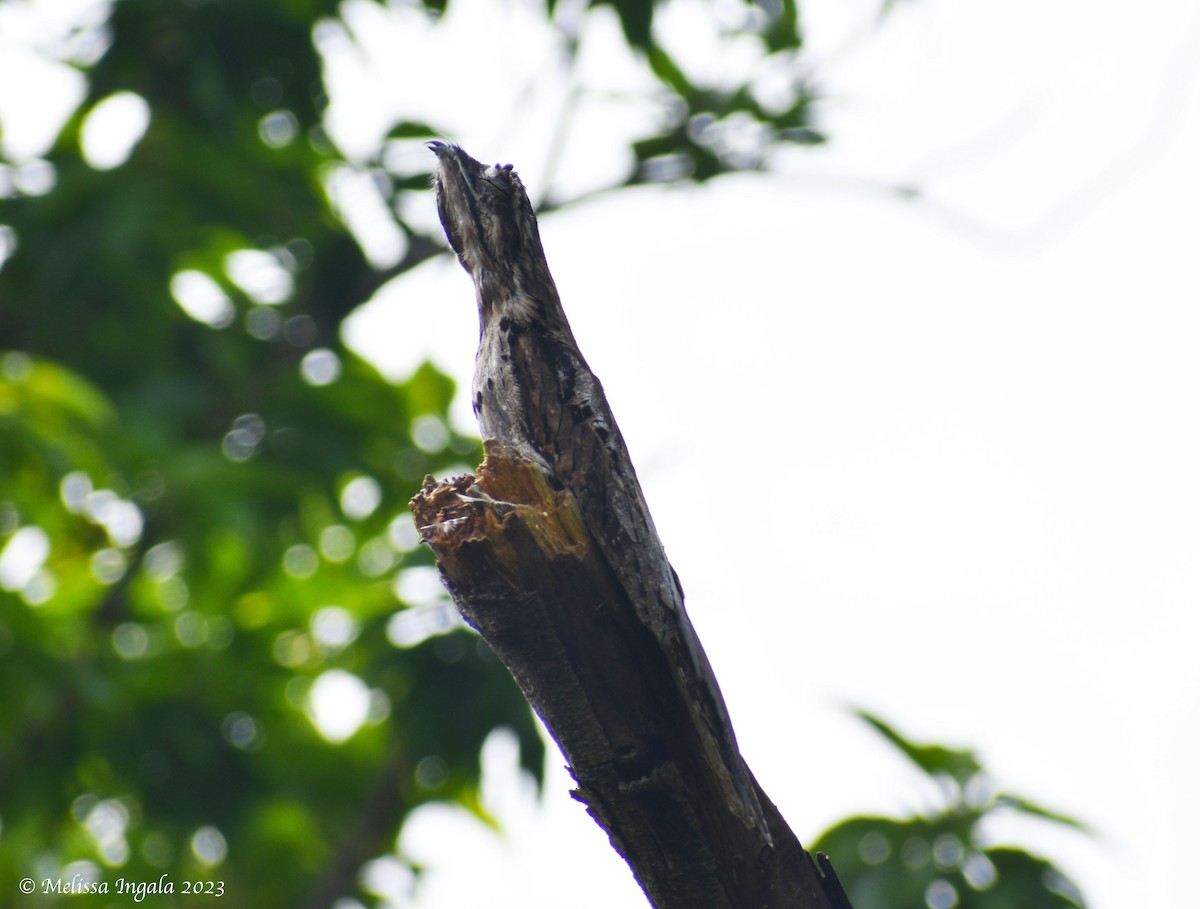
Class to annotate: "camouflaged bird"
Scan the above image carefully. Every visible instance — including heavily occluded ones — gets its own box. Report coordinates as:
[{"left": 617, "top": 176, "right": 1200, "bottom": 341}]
[{"left": 429, "top": 141, "right": 766, "bottom": 837}]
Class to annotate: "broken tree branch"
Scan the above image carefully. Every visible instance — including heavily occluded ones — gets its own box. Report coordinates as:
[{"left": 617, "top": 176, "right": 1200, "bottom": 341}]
[
  {"left": 411, "top": 443, "right": 850, "bottom": 909},
  {"left": 412, "top": 142, "right": 853, "bottom": 909}
]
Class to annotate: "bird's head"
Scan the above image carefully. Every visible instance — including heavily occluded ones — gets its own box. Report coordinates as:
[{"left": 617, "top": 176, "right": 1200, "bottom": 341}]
[
  {"left": 429, "top": 141, "right": 558, "bottom": 322},
  {"left": 429, "top": 141, "right": 521, "bottom": 270}
]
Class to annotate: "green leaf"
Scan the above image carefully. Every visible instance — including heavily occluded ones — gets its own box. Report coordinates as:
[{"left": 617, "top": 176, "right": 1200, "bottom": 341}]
[
  {"left": 760, "top": 0, "right": 802, "bottom": 53},
  {"left": 18, "top": 358, "right": 114, "bottom": 428},
  {"left": 813, "top": 815, "right": 1090, "bottom": 909},
  {"left": 857, "top": 708, "right": 983, "bottom": 784},
  {"left": 995, "top": 792, "right": 1091, "bottom": 833},
  {"left": 386, "top": 120, "right": 440, "bottom": 140},
  {"left": 981, "top": 847, "right": 1088, "bottom": 909},
  {"left": 646, "top": 45, "right": 694, "bottom": 97}
]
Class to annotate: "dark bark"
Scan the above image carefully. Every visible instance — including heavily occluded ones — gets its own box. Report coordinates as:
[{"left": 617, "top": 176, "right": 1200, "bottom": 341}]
[
  {"left": 410, "top": 144, "right": 853, "bottom": 909},
  {"left": 411, "top": 450, "right": 849, "bottom": 909}
]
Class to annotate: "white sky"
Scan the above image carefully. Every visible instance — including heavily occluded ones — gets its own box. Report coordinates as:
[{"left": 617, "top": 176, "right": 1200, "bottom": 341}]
[{"left": 5, "top": 0, "right": 1200, "bottom": 907}]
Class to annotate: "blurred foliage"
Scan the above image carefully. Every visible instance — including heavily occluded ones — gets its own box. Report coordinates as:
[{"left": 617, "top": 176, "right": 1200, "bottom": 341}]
[
  {"left": 0, "top": 0, "right": 1088, "bottom": 907},
  {"left": 813, "top": 712, "right": 1090, "bottom": 909},
  {"left": 0, "top": 0, "right": 824, "bottom": 905}
]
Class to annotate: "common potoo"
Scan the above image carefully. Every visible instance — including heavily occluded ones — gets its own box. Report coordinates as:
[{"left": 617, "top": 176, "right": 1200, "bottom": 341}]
[{"left": 429, "top": 142, "right": 765, "bottom": 835}]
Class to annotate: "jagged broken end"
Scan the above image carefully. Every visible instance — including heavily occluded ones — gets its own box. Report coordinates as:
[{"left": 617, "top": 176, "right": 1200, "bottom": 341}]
[{"left": 408, "top": 439, "right": 590, "bottom": 569}]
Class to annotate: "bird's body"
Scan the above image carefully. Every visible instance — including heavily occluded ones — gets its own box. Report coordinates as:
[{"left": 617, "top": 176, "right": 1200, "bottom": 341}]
[{"left": 429, "top": 142, "right": 764, "bottom": 835}]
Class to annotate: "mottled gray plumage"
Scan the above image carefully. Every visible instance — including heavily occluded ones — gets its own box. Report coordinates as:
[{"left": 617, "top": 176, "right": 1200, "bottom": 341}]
[{"left": 429, "top": 141, "right": 765, "bottom": 836}]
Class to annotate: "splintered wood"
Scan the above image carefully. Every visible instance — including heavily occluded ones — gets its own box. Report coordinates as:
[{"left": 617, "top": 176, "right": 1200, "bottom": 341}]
[{"left": 410, "top": 440, "right": 590, "bottom": 567}]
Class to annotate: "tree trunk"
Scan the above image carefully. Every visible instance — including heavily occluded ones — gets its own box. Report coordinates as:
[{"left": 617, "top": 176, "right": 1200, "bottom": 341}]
[{"left": 410, "top": 444, "right": 852, "bottom": 909}]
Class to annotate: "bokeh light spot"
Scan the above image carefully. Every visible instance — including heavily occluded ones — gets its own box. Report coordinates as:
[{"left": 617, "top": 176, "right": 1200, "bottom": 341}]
[
  {"left": 207, "top": 615, "right": 235, "bottom": 650},
  {"left": 306, "top": 669, "right": 370, "bottom": 743},
  {"left": 1, "top": 350, "right": 32, "bottom": 381},
  {"left": 143, "top": 541, "right": 184, "bottom": 580},
  {"left": 414, "top": 755, "right": 447, "bottom": 790},
  {"left": 224, "top": 248, "right": 293, "bottom": 304},
  {"left": 60, "top": 470, "right": 93, "bottom": 512},
  {"left": 0, "top": 525, "right": 50, "bottom": 592},
  {"left": 319, "top": 524, "right": 356, "bottom": 562},
  {"left": 340, "top": 475, "right": 381, "bottom": 520},
  {"left": 245, "top": 305, "right": 282, "bottom": 340},
  {"left": 272, "top": 630, "right": 313, "bottom": 668},
  {"left": 112, "top": 622, "right": 149, "bottom": 659},
  {"left": 386, "top": 602, "right": 459, "bottom": 648},
  {"left": 925, "top": 879, "right": 959, "bottom": 909},
  {"left": 283, "top": 544, "right": 319, "bottom": 579},
  {"left": 223, "top": 413, "right": 266, "bottom": 462},
  {"left": 394, "top": 566, "right": 446, "bottom": 605},
  {"left": 357, "top": 538, "right": 395, "bottom": 577},
  {"left": 301, "top": 347, "right": 341, "bottom": 386},
  {"left": 387, "top": 515, "right": 419, "bottom": 552},
  {"left": 13, "top": 159, "right": 55, "bottom": 195},
  {"left": 962, "top": 852, "right": 997, "bottom": 890},
  {"left": 87, "top": 494, "right": 143, "bottom": 547},
  {"left": 311, "top": 605, "right": 359, "bottom": 650},
  {"left": 192, "top": 826, "right": 227, "bottom": 866},
  {"left": 361, "top": 856, "right": 414, "bottom": 904},
  {"left": 858, "top": 831, "right": 891, "bottom": 865},
  {"left": 80, "top": 91, "right": 150, "bottom": 169},
  {"left": 901, "top": 836, "right": 931, "bottom": 869},
  {"left": 0, "top": 224, "right": 16, "bottom": 265},
  {"left": 259, "top": 109, "right": 299, "bottom": 148},
  {"left": 170, "top": 270, "right": 235, "bottom": 328},
  {"left": 91, "top": 547, "right": 128, "bottom": 584},
  {"left": 21, "top": 570, "right": 55, "bottom": 605},
  {"left": 932, "top": 833, "right": 964, "bottom": 870},
  {"left": 82, "top": 799, "right": 130, "bottom": 866},
  {"left": 156, "top": 576, "right": 189, "bottom": 611},
  {"left": 61, "top": 860, "right": 103, "bottom": 887},
  {"left": 174, "top": 611, "right": 207, "bottom": 647},
  {"left": 283, "top": 313, "right": 317, "bottom": 346},
  {"left": 222, "top": 712, "right": 263, "bottom": 752},
  {"left": 283, "top": 238, "right": 314, "bottom": 270},
  {"left": 367, "top": 689, "right": 391, "bottom": 724},
  {"left": 410, "top": 414, "right": 450, "bottom": 453}
]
